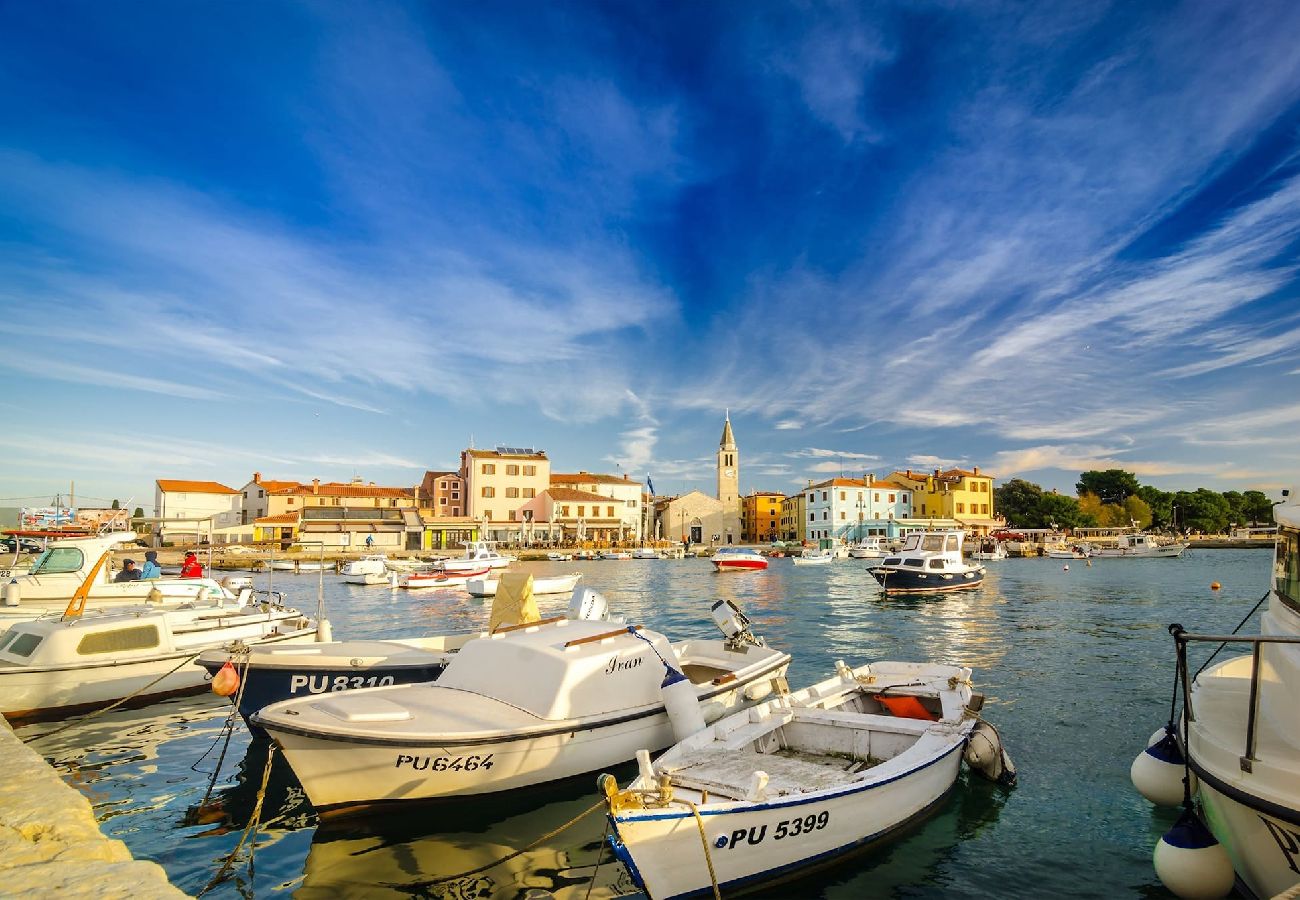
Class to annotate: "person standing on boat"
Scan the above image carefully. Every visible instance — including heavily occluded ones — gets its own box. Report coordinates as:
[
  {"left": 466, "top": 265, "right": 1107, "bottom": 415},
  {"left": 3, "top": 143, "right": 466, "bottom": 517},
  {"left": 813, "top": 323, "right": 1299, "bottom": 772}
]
[
  {"left": 179, "top": 551, "right": 203, "bottom": 578},
  {"left": 115, "top": 559, "right": 142, "bottom": 582},
  {"left": 140, "top": 550, "right": 162, "bottom": 579}
]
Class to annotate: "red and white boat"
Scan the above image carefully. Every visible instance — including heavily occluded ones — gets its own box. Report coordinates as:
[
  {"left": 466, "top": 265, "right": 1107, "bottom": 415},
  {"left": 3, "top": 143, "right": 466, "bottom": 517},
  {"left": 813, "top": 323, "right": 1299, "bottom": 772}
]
[
  {"left": 399, "top": 567, "right": 491, "bottom": 589},
  {"left": 711, "top": 547, "right": 768, "bottom": 572}
]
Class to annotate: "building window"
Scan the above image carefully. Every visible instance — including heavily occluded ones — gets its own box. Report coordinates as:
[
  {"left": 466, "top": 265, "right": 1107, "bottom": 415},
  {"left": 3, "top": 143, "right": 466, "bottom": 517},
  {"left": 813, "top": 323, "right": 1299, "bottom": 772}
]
[
  {"left": 523, "top": 465, "right": 536, "bottom": 476},
  {"left": 505, "top": 487, "right": 519, "bottom": 498},
  {"left": 451, "top": 491, "right": 459, "bottom": 500},
  {"left": 439, "top": 497, "right": 447, "bottom": 506},
  {"left": 607, "top": 506, "right": 615, "bottom": 517},
  {"left": 874, "top": 512, "right": 881, "bottom": 519},
  {"left": 957, "top": 503, "right": 965, "bottom": 514},
  {"left": 822, "top": 511, "right": 828, "bottom": 520},
  {"left": 509, "top": 511, "right": 516, "bottom": 521},
  {"left": 625, "top": 499, "right": 635, "bottom": 507},
  {"left": 809, "top": 512, "right": 815, "bottom": 522},
  {"left": 287, "top": 498, "right": 295, "bottom": 505},
  {"left": 332, "top": 498, "right": 341, "bottom": 506},
  {"left": 482, "top": 487, "right": 495, "bottom": 498},
  {"left": 524, "top": 488, "right": 536, "bottom": 498},
  {"left": 982, "top": 504, "right": 989, "bottom": 514},
  {"left": 482, "top": 463, "right": 495, "bottom": 474},
  {"left": 506, "top": 464, "right": 519, "bottom": 476},
  {"left": 807, "top": 494, "right": 814, "bottom": 503},
  {"left": 839, "top": 511, "right": 846, "bottom": 520},
  {"left": 821, "top": 491, "right": 828, "bottom": 501},
  {"left": 578, "top": 506, "right": 585, "bottom": 516},
  {"left": 484, "top": 509, "right": 492, "bottom": 520},
  {"left": 390, "top": 499, "right": 399, "bottom": 507},
  {"left": 889, "top": 493, "right": 895, "bottom": 502},
  {"left": 258, "top": 489, "right": 265, "bottom": 498}
]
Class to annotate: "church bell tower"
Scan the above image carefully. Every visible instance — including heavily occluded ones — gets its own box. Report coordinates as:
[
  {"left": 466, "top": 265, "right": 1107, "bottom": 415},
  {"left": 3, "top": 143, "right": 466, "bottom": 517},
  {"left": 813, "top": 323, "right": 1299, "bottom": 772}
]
[{"left": 717, "top": 411, "right": 739, "bottom": 508}]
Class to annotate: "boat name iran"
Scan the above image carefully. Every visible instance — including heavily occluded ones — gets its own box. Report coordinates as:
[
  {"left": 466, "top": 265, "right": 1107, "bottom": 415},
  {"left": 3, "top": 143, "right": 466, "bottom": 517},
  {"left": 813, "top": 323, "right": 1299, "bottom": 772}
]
[
  {"left": 714, "top": 811, "right": 831, "bottom": 849},
  {"left": 605, "top": 654, "right": 643, "bottom": 675}
]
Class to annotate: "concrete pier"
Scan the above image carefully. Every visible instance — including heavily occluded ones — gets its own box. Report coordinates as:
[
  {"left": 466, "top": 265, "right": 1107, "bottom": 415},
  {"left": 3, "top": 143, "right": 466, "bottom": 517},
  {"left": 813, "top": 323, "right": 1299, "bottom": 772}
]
[{"left": 0, "top": 719, "right": 189, "bottom": 898}]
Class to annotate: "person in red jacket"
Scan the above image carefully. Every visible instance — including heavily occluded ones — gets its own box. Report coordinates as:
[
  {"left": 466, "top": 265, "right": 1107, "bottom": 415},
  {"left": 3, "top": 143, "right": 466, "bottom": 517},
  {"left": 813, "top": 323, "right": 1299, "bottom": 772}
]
[{"left": 180, "top": 551, "right": 203, "bottom": 578}]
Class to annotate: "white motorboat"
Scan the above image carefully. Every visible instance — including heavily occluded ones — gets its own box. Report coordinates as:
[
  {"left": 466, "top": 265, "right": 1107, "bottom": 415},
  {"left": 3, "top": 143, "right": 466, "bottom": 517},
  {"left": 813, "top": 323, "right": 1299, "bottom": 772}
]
[
  {"left": 871, "top": 530, "right": 986, "bottom": 594},
  {"left": 1044, "top": 543, "right": 1091, "bottom": 559},
  {"left": 602, "top": 659, "right": 1015, "bottom": 899},
  {"left": 341, "top": 555, "right": 389, "bottom": 584},
  {"left": 1132, "top": 491, "right": 1300, "bottom": 899},
  {"left": 632, "top": 547, "right": 663, "bottom": 559},
  {"left": 1091, "top": 533, "right": 1188, "bottom": 558},
  {"left": 848, "top": 537, "right": 888, "bottom": 560},
  {"left": 600, "top": 550, "right": 633, "bottom": 560},
  {"left": 546, "top": 552, "right": 574, "bottom": 562},
  {"left": 0, "top": 591, "right": 317, "bottom": 721},
  {"left": 465, "top": 572, "right": 582, "bottom": 598},
  {"left": 791, "top": 548, "right": 834, "bottom": 566},
  {"left": 254, "top": 601, "right": 792, "bottom": 812},
  {"left": 970, "top": 538, "right": 1008, "bottom": 561},
  {"left": 267, "top": 558, "right": 327, "bottom": 573},
  {"left": 439, "top": 541, "right": 516, "bottom": 572},
  {"left": 0, "top": 531, "right": 239, "bottom": 629},
  {"left": 711, "top": 548, "right": 769, "bottom": 572},
  {"left": 201, "top": 580, "right": 613, "bottom": 730},
  {"left": 399, "top": 567, "right": 490, "bottom": 590}
]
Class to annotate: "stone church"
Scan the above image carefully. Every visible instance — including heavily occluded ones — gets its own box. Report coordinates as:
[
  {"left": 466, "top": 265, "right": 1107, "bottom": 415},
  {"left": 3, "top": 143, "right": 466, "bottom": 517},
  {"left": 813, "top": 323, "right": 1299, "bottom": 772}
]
[{"left": 654, "top": 414, "right": 744, "bottom": 546}]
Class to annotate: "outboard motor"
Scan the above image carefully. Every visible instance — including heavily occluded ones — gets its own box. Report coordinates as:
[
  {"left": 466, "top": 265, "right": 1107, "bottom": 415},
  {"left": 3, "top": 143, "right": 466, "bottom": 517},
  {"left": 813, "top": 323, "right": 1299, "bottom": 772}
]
[
  {"left": 711, "top": 598, "right": 764, "bottom": 649},
  {"left": 568, "top": 586, "right": 610, "bottom": 622}
]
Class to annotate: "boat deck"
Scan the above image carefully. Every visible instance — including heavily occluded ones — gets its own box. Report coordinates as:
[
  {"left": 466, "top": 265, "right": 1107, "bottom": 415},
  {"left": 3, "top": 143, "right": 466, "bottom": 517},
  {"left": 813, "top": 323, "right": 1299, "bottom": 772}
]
[{"left": 663, "top": 745, "right": 871, "bottom": 799}]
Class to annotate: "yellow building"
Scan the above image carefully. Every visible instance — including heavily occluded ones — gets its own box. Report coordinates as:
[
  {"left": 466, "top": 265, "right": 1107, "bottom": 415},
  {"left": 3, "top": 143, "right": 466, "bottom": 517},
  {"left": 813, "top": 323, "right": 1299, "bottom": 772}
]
[
  {"left": 741, "top": 491, "right": 784, "bottom": 543},
  {"left": 889, "top": 467, "right": 1000, "bottom": 533},
  {"left": 461, "top": 447, "right": 551, "bottom": 526},
  {"left": 779, "top": 492, "right": 806, "bottom": 543}
]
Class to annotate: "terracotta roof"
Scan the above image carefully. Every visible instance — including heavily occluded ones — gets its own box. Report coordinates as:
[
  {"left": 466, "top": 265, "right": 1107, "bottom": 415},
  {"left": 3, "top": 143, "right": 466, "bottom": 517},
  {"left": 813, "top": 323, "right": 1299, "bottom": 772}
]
[
  {"left": 269, "top": 483, "right": 414, "bottom": 499},
  {"left": 941, "top": 467, "right": 993, "bottom": 480},
  {"left": 866, "top": 479, "right": 912, "bottom": 491},
  {"left": 546, "top": 487, "right": 618, "bottom": 503},
  {"left": 157, "top": 479, "right": 239, "bottom": 494},
  {"left": 552, "top": 472, "right": 639, "bottom": 486},
  {"left": 255, "top": 513, "right": 300, "bottom": 524},
  {"left": 806, "top": 478, "right": 868, "bottom": 490},
  {"left": 254, "top": 480, "right": 303, "bottom": 493}
]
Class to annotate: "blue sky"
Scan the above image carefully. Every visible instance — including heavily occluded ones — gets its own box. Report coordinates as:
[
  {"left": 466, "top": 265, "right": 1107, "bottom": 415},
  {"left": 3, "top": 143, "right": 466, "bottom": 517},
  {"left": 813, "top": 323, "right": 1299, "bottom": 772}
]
[{"left": 2, "top": 0, "right": 1299, "bottom": 512}]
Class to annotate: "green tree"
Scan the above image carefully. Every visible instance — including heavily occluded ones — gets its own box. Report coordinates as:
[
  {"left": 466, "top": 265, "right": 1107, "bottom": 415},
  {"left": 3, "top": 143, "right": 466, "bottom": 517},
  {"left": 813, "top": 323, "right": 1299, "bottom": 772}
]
[
  {"left": 1123, "top": 494, "right": 1153, "bottom": 529},
  {"left": 133, "top": 507, "right": 144, "bottom": 518},
  {"left": 1038, "top": 492, "right": 1093, "bottom": 529},
  {"left": 1174, "top": 489, "right": 1232, "bottom": 534},
  {"left": 993, "top": 479, "right": 1043, "bottom": 527},
  {"left": 1076, "top": 469, "right": 1141, "bottom": 505},
  {"left": 1137, "top": 485, "right": 1174, "bottom": 529},
  {"left": 111, "top": 499, "right": 120, "bottom": 510},
  {"left": 1242, "top": 490, "right": 1274, "bottom": 525}
]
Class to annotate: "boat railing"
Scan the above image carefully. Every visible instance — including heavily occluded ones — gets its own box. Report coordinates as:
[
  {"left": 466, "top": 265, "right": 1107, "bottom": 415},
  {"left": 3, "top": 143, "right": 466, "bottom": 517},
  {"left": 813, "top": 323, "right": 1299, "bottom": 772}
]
[{"left": 1171, "top": 626, "right": 1300, "bottom": 773}]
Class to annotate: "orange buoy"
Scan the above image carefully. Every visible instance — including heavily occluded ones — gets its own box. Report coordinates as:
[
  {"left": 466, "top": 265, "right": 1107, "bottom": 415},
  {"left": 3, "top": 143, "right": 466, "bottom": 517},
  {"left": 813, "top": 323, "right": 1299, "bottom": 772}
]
[
  {"left": 211, "top": 660, "right": 240, "bottom": 697},
  {"left": 1210, "top": 581, "right": 1222, "bottom": 591}
]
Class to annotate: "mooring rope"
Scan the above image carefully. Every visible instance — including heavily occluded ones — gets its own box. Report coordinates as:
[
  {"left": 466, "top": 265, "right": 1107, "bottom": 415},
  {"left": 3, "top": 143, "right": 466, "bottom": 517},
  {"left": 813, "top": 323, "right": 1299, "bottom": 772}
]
[
  {"left": 682, "top": 799, "right": 723, "bottom": 900},
  {"left": 1193, "top": 589, "right": 1271, "bottom": 678},
  {"left": 196, "top": 743, "right": 276, "bottom": 897},
  {"left": 193, "top": 647, "right": 253, "bottom": 810},
  {"left": 23, "top": 651, "right": 203, "bottom": 743}
]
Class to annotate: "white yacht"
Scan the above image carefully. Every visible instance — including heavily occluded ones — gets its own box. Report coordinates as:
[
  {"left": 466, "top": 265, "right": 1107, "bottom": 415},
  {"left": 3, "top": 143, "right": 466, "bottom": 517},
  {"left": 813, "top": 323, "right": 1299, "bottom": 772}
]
[
  {"left": 439, "top": 541, "right": 516, "bottom": 572},
  {"left": 1133, "top": 490, "right": 1299, "bottom": 898},
  {"left": 848, "top": 537, "right": 889, "bottom": 560},
  {"left": 340, "top": 555, "right": 390, "bottom": 585}
]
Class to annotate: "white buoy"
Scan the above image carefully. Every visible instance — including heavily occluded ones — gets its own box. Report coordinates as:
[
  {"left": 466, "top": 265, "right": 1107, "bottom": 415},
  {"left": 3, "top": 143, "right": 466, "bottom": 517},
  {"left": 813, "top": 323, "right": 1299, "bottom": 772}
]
[
  {"left": 1063, "top": 564, "right": 1070, "bottom": 571},
  {"left": 1153, "top": 808, "right": 1235, "bottom": 899},
  {"left": 661, "top": 665, "right": 707, "bottom": 741},
  {"left": 1131, "top": 728, "right": 1194, "bottom": 806},
  {"left": 2, "top": 582, "right": 18, "bottom": 607},
  {"left": 389, "top": 571, "right": 400, "bottom": 588},
  {"left": 316, "top": 618, "right": 333, "bottom": 642}
]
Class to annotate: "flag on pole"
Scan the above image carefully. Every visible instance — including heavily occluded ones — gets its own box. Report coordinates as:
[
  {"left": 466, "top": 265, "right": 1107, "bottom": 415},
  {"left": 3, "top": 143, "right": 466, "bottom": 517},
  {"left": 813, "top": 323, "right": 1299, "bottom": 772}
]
[{"left": 646, "top": 476, "right": 655, "bottom": 496}]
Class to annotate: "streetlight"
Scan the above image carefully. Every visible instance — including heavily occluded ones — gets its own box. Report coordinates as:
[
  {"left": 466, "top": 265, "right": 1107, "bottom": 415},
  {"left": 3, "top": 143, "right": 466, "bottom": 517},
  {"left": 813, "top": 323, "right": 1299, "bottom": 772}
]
[{"left": 855, "top": 497, "right": 866, "bottom": 544}]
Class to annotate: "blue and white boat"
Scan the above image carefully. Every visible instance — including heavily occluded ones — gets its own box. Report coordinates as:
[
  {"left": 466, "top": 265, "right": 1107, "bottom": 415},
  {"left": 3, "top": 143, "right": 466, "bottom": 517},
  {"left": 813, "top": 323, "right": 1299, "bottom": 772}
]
[
  {"left": 601, "top": 659, "right": 1014, "bottom": 899},
  {"left": 870, "top": 530, "right": 985, "bottom": 594}
]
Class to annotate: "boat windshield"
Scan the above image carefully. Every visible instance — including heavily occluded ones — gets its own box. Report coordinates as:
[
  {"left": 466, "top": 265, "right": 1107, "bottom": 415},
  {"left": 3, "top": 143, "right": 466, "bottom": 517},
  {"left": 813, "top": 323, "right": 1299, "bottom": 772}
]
[
  {"left": 29, "top": 547, "right": 84, "bottom": 575},
  {"left": 1276, "top": 526, "right": 1300, "bottom": 609},
  {"left": 921, "top": 535, "right": 945, "bottom": 552}
]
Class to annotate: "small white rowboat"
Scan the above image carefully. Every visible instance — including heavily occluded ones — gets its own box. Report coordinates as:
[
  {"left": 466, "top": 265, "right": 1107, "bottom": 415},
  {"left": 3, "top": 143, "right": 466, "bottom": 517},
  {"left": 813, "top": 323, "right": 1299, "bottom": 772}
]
[
  {"left": 399, "top": 568, "right": 490, "bottom": 589},
  {"left": 603, "top": 659, "right": 1015, "bottom": 899},
  {"left": 465, "top": 572, "right": 582, "bottom": 598}
]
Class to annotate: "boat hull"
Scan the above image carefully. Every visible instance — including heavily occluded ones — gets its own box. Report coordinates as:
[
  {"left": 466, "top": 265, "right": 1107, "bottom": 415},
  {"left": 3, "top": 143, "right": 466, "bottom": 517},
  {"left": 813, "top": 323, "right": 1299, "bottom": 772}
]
[
  {"left": 712, "top": 560, "right": 768, "bottom": 572},
  {"left": 2, "top": 628, "right": 317, "bottom": 721},
  {"left": 871, "top": 567, "right": 984, "bottom": 594},
  {"left": 610, "top": 741, "right": 965, "bottom": 900},
  {"left": 401, "top": 569, "right": 489, "bottom": 589},
  {"left": 465, "top": 574, "right": 582, "bottom": 598},
  {"left": 258, "top": 661, "right": 789, "bottom": 811}
]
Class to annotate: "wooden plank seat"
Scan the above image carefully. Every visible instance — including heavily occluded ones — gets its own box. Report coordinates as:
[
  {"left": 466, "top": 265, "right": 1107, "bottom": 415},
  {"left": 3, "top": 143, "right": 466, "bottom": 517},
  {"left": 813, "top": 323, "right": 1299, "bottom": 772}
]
[{"left": 663, "top": 745, "right": 865, "bottom": 799}]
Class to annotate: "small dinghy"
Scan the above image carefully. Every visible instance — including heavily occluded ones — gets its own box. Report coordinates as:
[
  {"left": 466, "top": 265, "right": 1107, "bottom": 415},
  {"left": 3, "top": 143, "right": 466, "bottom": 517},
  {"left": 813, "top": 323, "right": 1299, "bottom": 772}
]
[
  {"left": 791, "top": 548, "right": 834, "bottom": 566},
  {"left": 465, "top": 572, "right": 582, "bottom": 598},
  {"left": 341, "top": 555, "right": 389, "bottom": 584},
  {"left": 399, "top": 567, "right": 490, "bottom": 589},
  {"left": 602, "top": 660, "right": 1015, "bottom": 899},
  {"left": 254, "top": 599, "right": 791, "bottom": 812},
  {"left": 546, "top": 552, "right": 574, "bottom": 561}
]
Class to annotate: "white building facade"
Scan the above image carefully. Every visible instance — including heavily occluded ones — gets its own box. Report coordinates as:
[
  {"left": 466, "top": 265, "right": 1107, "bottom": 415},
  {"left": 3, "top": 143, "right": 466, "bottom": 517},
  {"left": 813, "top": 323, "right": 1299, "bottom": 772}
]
[
  {"left": 154, "top": 479, "right": 242, "bottom": 544},
  {"left": 550, "top": 472, "right": 643, "bottom": 543},
  {"left": 804, "top": 476, "right": 913, "bottom": 542}
]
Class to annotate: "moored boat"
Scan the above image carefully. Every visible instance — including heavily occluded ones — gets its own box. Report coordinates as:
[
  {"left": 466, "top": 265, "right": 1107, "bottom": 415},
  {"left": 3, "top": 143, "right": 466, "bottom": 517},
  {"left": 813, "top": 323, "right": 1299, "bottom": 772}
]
[
  {"left": 791, "top": 548, "right": 834, "bottom": 566},
  {"left": 602, "top": 659, "right": 1015, "bottom": 899},
  {"left": 600, "top": 550, "right": 632, "bottom": 560},
  {"left": 546, "top": 552, "right": 574, "bottom": 562},
  {"left": 341, "top": 555, "right": 390, "bottom": 584},
  {"left": 0, "top": 591, "right": 317, "bottom": 721},
  {"left": 465, "top": 572, "right": 582, "bottom": 598},
  {"left": 711, "top": 547, "right": 769, "bottom": 572},
  {"left": 400, "top": 567, "right": 490, "bottom": 589},
  {"left": 253, "top": 602, "right": 792, "bottom": 812},
  {"left": 871, "top": 530, "right": 985, "bottom": 594},
  {"left": 439, "top": 541, "right": 516, "bottom": 572},
  {"left": 1044, "top": 543, "right": 1091, "bottom": 559},
  {"left": 970, "top": 538, "right": 1008, "bottom": 561},
  {"left": 848, "top": 537, "right": 889, "bottom": 560},
  {"left": 1131, "top": 490, "right": 1300, "bottom": 899},
  {"left": 632, "top": 547, "right": 663, "bottom": 559},
  {"left": 1091, "top": 533, "right": 1188, "bottom": 558}
]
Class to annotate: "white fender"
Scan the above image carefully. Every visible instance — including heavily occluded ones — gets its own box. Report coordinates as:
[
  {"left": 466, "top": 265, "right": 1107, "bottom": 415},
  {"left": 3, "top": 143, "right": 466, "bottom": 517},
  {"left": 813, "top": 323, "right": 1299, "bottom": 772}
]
[{"left": 1153, "top": 809, "right": 1234, "bottom": 899}]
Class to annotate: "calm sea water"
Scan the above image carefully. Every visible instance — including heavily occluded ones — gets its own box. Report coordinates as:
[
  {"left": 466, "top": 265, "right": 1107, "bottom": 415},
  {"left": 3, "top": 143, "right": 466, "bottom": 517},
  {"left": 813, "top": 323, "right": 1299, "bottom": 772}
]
[{"left": 16, "top": 550, "right": 1273, "bottom": 899}]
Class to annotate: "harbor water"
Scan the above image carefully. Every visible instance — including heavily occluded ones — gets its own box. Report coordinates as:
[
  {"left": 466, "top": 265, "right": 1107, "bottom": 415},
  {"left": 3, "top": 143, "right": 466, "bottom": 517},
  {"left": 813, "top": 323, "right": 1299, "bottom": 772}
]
[{"left": 15, "top": 550, "right": 1273, "bottom": 898}]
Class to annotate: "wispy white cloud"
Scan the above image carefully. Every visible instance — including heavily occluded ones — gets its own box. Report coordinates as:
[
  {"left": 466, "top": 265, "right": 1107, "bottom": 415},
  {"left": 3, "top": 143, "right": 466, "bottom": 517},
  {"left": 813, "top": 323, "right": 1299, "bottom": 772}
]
[{"left": 787, "top": 447, "right": 880, "bottom": 461}]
